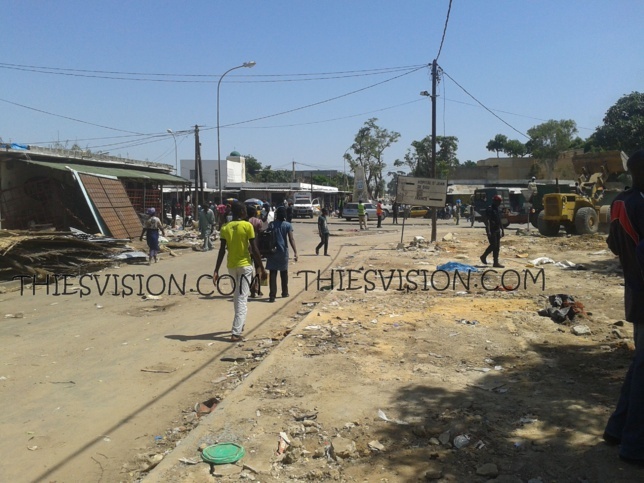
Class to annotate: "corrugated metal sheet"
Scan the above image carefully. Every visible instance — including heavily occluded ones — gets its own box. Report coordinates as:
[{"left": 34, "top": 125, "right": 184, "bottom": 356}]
[
  {"left": 79, "top": 174, "right": 141, "bottom": 239},
  {"left": 23, "top": 159, "right": 189, "bottom": 184}
]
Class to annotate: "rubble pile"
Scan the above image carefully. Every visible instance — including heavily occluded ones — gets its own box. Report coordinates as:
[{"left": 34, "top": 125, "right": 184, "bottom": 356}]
[{"left": 0, "top": 229, "right": 134, "bottom": 281}]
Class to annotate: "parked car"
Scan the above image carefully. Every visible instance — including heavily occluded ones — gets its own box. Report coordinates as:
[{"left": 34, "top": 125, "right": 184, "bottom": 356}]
[{"left": 342, "top": 202, "right": 387, "bottom": 221}]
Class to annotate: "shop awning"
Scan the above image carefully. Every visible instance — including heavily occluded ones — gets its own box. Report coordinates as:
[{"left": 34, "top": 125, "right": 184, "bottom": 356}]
[{"left": 22, "top": 159, "right": 190, "bottom": 184}]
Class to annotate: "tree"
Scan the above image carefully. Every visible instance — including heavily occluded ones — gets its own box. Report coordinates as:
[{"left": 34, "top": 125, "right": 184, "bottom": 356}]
[
  {"left": 244, "top": 154, "right": 263, "bottom": 179},
  {"left": 526, "top": 119, "right": 578, "bottom": 177},
  {"left": 503, "top": 139, "right": 527, "bottom": 157},
  {"left": 587, "top": 92, "right": 644, "bottom": 156},
  {"left": 345, "top": 118, "right": 400, "bottom": 199},
  {"left": 486, "top": 134, "right": 508, "bottom": 158},
  {"left": 435, "top": 136, "right": 459, "bottom": 179},
  {"left": 394, "top": 135, "right": 431, "bottom": 176}
]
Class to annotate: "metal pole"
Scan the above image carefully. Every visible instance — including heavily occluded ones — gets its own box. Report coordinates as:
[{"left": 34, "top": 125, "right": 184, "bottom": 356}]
[{"left": 217, "top": 61, "right": 256, "bottom": 205}]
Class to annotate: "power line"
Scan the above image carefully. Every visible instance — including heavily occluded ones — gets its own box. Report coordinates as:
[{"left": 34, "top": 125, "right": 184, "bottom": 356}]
[
  {"left": 218, "top": 99, "right": 425, "bottom": 129},
  {"left": 0, "top": 98, "right": 144, "bottom": 135},
  {"left": 435, "top": 0, "right": 453, "bottom": 61},
  {"left": 210, "top": 65, "right": 428, "bottom": 129},
  {"left": 440, "top": 67, "right": 529, "bottom": 139},
  {"left": 0, "top": 62, "right": 427, "bottom": 84}
]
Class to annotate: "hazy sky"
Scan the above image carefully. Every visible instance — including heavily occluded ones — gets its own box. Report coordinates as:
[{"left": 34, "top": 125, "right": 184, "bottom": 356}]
[{"left": 2, "top": 1, "right": 643, "bottom": 179}]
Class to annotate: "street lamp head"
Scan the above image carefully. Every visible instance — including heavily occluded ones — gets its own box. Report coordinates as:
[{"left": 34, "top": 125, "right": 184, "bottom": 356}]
[
  {"left": 243, "top": 61, "right": 257, "bottom": 68},
  {"left": 420, "top": 91, "right": 430, "bottom": 97},
  {"left": 166, "top": 128, "right": 174, "bottom": 134}
]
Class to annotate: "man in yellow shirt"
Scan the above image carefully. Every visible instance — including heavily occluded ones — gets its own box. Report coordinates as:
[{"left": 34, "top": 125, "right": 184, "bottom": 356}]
[{"left": 214, "top": 202, "right": 266, "bottom": 341}]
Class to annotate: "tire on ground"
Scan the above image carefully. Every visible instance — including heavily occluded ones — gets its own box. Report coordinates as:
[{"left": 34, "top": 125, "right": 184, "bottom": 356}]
[
  {"left": 575, "top": 207, "right": 599, "bottom": 235},
  {"left": 537, "top": 211, "right": 560, "bottom": 236}
]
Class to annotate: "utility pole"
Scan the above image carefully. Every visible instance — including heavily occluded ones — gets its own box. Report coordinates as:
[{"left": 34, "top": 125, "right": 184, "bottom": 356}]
[
  {"left": 431, "top": 59, "right": 438, "bottom": 243},
  {"left": 190, "top": 124, "right": 201, "bottom": 207}
]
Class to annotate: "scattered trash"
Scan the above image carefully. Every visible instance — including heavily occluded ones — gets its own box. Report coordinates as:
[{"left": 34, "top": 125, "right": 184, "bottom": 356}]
[
  {"left": 530, "top": 257, "right": 555, "bottom": 266},
  {"left": 538, "top": 294, "right": 586, "bottom": 323},
  {"left": 377, "top": 409, "right": 409, "bottom": 425},
  {"left": 453, "top": 434, "right": 470, "bottom": 449},
  {"left": 27, "top": 445, "right": 38, "bottom": 451},
  {"left": 458, "top": 319, "right": 478, "bottom": 326},
  {"left": 178, "top": 457, "right": 199, "bottom": 465},
  {"left": 276, "top": 432, "right": 291, "bottom": 455},
  {"left": 518, "top": 416, "right": 539, "bottom": 425},
  {"left": 142, "top": 294, "right": 162, "bottom": 301},
  {"left": 436, "top": 262, "right": 479, "bottom": 272},
  {"left": 141, "top": 364, "right": 176, "bottom": 374},
  {"left": 4, "top": 313, "right": 24, "bottom": 319}
]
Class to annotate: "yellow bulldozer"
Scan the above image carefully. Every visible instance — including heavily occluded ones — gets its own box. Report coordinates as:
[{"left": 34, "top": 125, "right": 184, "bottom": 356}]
[{"left": 537, "top": 151, "right": 629, "bottom": 236}]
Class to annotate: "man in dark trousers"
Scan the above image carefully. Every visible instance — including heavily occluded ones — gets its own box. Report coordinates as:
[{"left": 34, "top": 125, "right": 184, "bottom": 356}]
[
  {"left": 603, "top": 149, "right": 644, "bottom": 466},
  {"left": 480, "top": 195, "right": 504, "bottom": 268}
]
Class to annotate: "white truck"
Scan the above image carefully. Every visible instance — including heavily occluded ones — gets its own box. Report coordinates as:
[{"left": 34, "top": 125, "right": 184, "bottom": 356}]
[{"left": 293, "top": 194, "right": 320, "bottom": 218}]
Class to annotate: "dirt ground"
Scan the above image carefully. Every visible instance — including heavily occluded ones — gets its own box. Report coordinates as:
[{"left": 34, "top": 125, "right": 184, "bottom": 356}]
[{"left": 1, "top": 218, "right": 640, "bottom": 482}]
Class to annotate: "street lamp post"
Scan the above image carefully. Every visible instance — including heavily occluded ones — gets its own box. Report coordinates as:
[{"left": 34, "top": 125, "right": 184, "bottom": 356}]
[
  {"left": 166, "top": 129, "right": 178, "bottom": 174},
  {"left": 167, "top": 129, "right": 179, "bottom": 226},
  {"left": 217, "top": 61, "right": 256, "bottom": 204}
]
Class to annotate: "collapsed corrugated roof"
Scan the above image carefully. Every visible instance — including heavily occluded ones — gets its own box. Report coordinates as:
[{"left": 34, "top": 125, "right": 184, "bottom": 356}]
[{"left": 21, "top": 159, "right": 190, "bottom": 184}]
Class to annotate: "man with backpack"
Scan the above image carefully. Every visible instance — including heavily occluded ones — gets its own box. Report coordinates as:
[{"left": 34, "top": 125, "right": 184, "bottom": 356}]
[{"left": 213, "top": 202, "right": 266, "bottom": 342}]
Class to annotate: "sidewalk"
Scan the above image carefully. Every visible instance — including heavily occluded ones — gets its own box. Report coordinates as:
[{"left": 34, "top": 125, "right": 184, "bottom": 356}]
[{"left": 143, "top": 229, "right": 635, "bottom": 483}]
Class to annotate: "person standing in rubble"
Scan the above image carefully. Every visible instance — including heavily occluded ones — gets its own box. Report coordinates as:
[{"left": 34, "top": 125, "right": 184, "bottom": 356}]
[
  {"left": 140, "top": 208, "right": 165, "bottom": 264},
  {"left": 480, "top": 195, "right": 504, "bottom": 268},
  {"left": 603, "top": 149, "right": 644, "bottom": 467}
]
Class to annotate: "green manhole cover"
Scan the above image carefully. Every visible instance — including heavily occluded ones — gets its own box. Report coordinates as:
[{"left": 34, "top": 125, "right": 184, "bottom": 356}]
[{"left": 201, "top": 442, "right": 245, "bottom": 465}]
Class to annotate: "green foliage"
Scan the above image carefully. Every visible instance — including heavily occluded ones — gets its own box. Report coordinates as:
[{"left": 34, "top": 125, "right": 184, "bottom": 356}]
[
  {"left": 526, "top": 119, "right": 578, "bottom": 177},
  {"left": 587, "top": 92, "right": 644, "bottom": 156},
  {"left": 394, "top": 135, "right": 431, "bottom": 176},
  {"left": 486, "top": 134, "right": 508, "bottom": 158},
  {"left": 504, "top": 139, "right": 527, "bottom": 157},
  {"left": 436, "top": 136, "right": 459, "bottom": 179},
  {"left": 394, "top": 135, "right": 459, "bottom": 179},
  {"left": 244, "top": 155, "right": 262, "bottom": 178},
  {"left": 345, "top": 118, "right": 400, "bottom": 199}
]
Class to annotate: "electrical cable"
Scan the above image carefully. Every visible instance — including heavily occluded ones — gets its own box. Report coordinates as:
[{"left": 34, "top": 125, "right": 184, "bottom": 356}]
[
  {"left": 435, "top": 0, "right": 453, "bottom": 61},
  {"left": 0, "top": 62, "right": 427, "bottom": 84},
  {"left": 0, "top": 97, "right": 144, "bottom": 135},
  {"left": 440, "top": 68, "right": 529, "bottom": 139},
  {"left": 207, "top": 65, "right": 428, "bottom": 129}
]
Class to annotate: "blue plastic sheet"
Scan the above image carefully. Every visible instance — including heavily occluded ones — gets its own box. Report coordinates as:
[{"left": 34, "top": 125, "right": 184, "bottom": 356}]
[{"left": 436, "top": 262, "right": 479, "bottom": 272}]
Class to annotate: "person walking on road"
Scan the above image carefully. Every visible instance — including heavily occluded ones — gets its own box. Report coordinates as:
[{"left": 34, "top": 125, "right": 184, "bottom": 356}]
[
  {"left": 140, "top": 207, "right": 165, "bottom": 264},
  {"left": 603, "top": 149, "right": 644, "bottom": 467},
  {"left": 199, "top": 205, "right": 216, "bottom": 251},
  {"left": 316, "top": 208, "right": 330, "bottom": 256},
  {"left": 265, "top": 206, "right": 298, "bottom": 302},
  {"left": 480, "top": 195, "right": 505, "bottom": 268},
  {"left": 454, "top": 200, "right": 461, "bottom": 225},
  {"left": 213, "top": 202, "right": 266, "bottom": 342},
  {"left": 358, "top": 199, "right": 367, "bottom": 230}
]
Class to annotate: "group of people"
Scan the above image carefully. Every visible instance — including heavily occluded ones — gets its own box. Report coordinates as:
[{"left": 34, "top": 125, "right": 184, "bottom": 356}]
[{"left": 211, "top": 202, "right": 333, "bottom": 342}]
